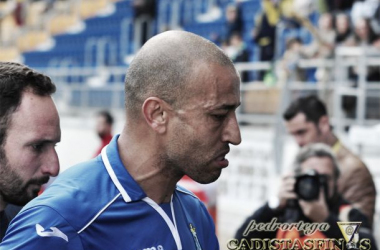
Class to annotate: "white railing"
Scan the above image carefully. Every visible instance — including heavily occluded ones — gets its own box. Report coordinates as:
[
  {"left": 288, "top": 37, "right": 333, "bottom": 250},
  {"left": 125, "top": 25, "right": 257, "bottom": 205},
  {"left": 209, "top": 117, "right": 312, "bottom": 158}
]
[
  {"left": 37, "top": 47, "right": 380, "bottom": 127},
  {"left": 35, "top": 47, "right": 380, "bottom": 173}
]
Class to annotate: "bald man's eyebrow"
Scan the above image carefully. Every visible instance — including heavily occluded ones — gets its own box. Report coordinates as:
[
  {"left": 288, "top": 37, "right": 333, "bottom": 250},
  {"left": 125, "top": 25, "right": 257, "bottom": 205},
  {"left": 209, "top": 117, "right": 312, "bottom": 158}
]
[{"left": 215, "top": 103, "right": 241, "bottom": 110}]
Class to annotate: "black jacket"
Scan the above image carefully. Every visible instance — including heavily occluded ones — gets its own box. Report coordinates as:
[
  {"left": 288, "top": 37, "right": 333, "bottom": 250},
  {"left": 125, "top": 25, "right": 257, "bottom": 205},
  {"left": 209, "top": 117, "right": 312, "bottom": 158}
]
[
  {"left": 0, "top": 205, "right": 22, "bottom": 242},
  {"left": 235, "top": 196, "right": 378, "bottom": 250}
]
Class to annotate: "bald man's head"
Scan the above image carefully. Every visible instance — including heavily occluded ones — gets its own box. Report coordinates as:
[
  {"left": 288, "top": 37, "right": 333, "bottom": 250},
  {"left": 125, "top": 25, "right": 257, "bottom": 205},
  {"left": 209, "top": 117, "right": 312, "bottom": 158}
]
[{"left": 124, "top": 31, "right": 237, "bottom": 118}]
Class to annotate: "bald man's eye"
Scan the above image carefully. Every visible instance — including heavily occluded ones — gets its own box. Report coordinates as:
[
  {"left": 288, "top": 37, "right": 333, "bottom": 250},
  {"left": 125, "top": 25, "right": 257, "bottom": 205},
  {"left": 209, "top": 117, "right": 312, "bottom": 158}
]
[
  {"left": 31, "top": 144, "right": 44, "bottom": 152},
  {"left": 212, "top": 114, "right": 227, "bottom": 121}
]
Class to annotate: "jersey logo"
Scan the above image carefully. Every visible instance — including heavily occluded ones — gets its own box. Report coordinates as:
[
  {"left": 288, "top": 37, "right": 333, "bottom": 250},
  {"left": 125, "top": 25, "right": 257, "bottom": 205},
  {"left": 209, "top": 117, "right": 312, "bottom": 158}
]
[
  {"left": 190, "top": 224, "right": 203, "bottom": 250},
  {"left": 35, "top": 224, "right": 69, "bottom": 242}
]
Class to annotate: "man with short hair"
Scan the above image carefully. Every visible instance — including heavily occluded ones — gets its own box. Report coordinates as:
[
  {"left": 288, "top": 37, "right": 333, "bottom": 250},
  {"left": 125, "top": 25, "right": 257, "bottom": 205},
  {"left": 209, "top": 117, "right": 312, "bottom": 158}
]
[
  {"left": 1, "top": 31, "right": 241, "bottom": 249},
  {"left": 235, "top": 144, "right": 377, "bottom": 249},
  {"left": 93, "top": 110, "right": 114, "bottom": 157},
  {"left": 0, "top": 62, "right": 61, "bottom": 241},
  {"left": 283, "top": 95, "right": 376, "bottom": 226}
]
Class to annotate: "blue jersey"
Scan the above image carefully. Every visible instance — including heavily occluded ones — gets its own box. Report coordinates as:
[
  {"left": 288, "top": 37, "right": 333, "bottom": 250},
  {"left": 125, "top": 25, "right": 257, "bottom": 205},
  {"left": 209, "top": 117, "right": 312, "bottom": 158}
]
[{"left": 0, "top": 136, "right": 219, "bottom": 250}]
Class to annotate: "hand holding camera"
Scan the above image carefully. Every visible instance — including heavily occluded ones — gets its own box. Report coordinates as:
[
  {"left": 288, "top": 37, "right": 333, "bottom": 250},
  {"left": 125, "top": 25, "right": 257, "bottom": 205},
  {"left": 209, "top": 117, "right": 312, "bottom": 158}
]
[
  {"left": 295, "top": 169, "right": 329, "bottom": 222},
  {"left": 298, "top": 186, "right": 329, "bottom": 222},
  {"left": 276, "top": 170, "right": 330, "bottom": 222},
  {"left": 277, "top": 173, "right": 297, "bottom": 210}
]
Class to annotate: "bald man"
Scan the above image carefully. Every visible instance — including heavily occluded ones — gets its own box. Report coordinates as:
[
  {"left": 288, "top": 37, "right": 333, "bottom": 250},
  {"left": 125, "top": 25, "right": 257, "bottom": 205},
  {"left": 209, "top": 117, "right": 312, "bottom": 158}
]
[{"left": 0, "top": 31, "right": 241, "bottom": 250}]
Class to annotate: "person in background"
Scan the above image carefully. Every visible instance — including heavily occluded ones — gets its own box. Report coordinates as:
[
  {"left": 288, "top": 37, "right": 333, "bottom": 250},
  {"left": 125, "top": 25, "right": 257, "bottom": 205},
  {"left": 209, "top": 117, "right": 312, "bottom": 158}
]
[
  {"left": 224, "top": 32, "right": 250, "bottom": 82},
  {"left": 132, "top": 0, "right": 156, "bottom": 47},
  {"left": 342, "top": 18, "right": 380, "bottom": 118},
  {"left": 283, "top": 95, "right": 376, "bottom": 227},
  {"left": 280, "top": 37, "right": 307, "bottom": 81},
  {"left": 93, "top": 110, "right": 113, "bottom": 157},
  {"left": 235, "top": 143, "right": 377, "bottom": 250},
  {"left": 302, "top": 13, "right": 336, "bottom": 59},
  {"left": 253, "top": 0, "right": 277, "bottom": 80},
  {"left": 335, "top": 12, "right": 353, "bottom": 46},
  {"left": 346, "top": 17, "right": 380, "bottom": 49},
  {"left": 350, "top": 0, "right": 380, "bottom": 32},
  {"left": 224, "top": 3, "right": 243, "bottom": 42},
  {"left": 0, "top": 62, "right": 60, "bottom": 241},
  {"left": 345, "top": 18, "right": 380, "bottom": 92}
]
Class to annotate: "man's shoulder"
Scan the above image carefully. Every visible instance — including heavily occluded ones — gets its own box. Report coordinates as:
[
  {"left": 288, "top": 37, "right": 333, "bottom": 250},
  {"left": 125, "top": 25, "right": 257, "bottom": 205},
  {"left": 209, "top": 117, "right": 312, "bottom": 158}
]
[
  {"left": 1, "top": 204, "right": 83, "bottom": 250},
  {"left": 58, "top": 156, "right": 104, "bottom": 179},
  {"left": 337, "top": 144, "right": 367, "bottom": 170},
  {"left": 4, "top": 204, "right": 22, "bottom": 221},
  {"left": 175, "top": 185, "right": 210, "bottom": 215},
  {"left": 336, "top": 143, "right": 375, "bottom": 191},
  {"left": 175, "top": 185, "right": 203, "bottom": 203},
  {"left": 21, "top": 157, "right": 120, "bottom": 230}
]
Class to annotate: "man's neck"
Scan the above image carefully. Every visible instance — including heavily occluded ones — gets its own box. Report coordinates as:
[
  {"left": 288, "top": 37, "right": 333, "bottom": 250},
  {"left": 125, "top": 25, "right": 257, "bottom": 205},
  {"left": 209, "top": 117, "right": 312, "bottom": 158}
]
[
  {"left": 118, "top": 132, "right": 182, "bottom": 204},
  {"left": 136, "top": 172, "right": 180, "bottom": 203},
  {"left": 324, "top": 132, "right": 338, "bottom": 147}
]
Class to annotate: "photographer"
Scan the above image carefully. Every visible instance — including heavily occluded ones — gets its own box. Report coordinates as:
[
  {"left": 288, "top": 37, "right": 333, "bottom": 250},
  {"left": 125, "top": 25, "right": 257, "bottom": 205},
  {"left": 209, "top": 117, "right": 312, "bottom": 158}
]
[
  {"left": 235, "top": 143, "right": 377, "bottom": 249},
  {"left": 283, "top": 95, "right": 376, "bottom": 226}
]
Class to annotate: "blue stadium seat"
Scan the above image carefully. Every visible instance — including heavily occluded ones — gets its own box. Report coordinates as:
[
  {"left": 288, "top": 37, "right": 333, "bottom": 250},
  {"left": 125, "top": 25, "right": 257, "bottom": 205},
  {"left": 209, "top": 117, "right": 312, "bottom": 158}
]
[{"left": 23, "top": 0, "right": 134, "bottom": 69}]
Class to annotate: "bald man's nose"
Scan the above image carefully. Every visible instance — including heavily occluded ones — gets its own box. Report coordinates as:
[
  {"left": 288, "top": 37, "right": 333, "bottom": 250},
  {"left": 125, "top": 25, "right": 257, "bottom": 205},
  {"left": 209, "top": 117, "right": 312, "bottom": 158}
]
[{"left": 223, "top": 113, "right": 241, "bottom": 145}]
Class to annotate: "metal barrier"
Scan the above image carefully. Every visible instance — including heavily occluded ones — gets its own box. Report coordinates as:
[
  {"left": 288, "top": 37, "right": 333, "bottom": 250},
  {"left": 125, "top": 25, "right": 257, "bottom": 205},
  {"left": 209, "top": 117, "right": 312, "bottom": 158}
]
[
  {"left": 37, "top": 47, "right": 380, "bottom": 168},
  {"left": 84, "top": 36, "right": 118, "bottom": 67},
  {"left": 38, "top": 47, "right": 380, "bottom": 128},
  {"left": 157, "top": 0, "right": 215, "bottom": 30}
]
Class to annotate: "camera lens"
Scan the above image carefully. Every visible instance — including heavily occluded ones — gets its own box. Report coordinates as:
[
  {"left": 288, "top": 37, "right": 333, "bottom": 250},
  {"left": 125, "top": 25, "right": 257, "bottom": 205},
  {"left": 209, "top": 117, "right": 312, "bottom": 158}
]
[
  {"left": 295, "top": 170, "right": 320, "bottom": 201},
  {"left": 296, "top": 176, "right": 319, "bottom": 201}
]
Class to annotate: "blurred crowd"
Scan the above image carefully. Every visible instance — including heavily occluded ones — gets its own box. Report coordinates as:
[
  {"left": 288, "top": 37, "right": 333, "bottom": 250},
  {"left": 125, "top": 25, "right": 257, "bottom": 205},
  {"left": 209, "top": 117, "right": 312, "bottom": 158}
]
[
  {"left": 0, "top": 0, "right": 56, "bottom": 26},
  {"left": 206, "top": 0, "right": 380, "bottom": 83},
  {"left": 2, "top": 0, "right": 380, "bottom": 84}
]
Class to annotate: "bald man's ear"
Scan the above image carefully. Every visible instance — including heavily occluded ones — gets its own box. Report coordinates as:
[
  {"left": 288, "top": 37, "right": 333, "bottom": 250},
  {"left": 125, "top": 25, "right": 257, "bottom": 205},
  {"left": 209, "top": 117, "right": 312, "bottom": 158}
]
[
  {"left": 142, "top": 97, "right": 168, "bottom": 134},
  {"left": 318, "top": 115, "right": 330, "bottom": 134}
]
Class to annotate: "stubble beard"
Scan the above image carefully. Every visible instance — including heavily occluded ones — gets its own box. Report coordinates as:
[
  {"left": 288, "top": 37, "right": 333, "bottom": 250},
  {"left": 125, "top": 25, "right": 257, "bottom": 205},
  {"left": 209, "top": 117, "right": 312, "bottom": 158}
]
[
  {"left": 165, "top": 124, "right": 223, "bottom": 184},
  {"left": 163, "top": 149, "right": 221, "bottom": 185},
  {"left": 0, "top": 147, "right": 48, "bottom": 206}
]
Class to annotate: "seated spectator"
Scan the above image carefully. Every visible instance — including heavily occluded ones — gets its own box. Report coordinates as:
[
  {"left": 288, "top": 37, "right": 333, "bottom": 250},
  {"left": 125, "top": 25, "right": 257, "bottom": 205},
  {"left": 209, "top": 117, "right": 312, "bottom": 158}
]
[
  {"left": 224, "top": 3, "right": 243, "bottom": 42},
  {"left": 224, "top": 32, "right": 250, "bottom": 82},
  {"left": 281, "top": 37, "right": 307, "bottom": 81},
  {"left": 335, "top": 12, "right": 353, "bottom": 45},
  {"left": 346, "top": 17, "right": 380, "bottom": 49},
  {"left": 253, "top": 0, "right": 278, "bottom": 80},
  {"left": 235, "top": 143, "right": 378, "bottom": 250},
  {"left": 296, "top": 13, "right": 335, "bottom": 81},
  {"left": 302, "top": 13, "right": 336, "bottom": 59},
  {"left": 345, "top": 18, "right": 380, "bottom": 83},
  {"left": 132, "top": 0, "right": 156, "bottom": 46}
]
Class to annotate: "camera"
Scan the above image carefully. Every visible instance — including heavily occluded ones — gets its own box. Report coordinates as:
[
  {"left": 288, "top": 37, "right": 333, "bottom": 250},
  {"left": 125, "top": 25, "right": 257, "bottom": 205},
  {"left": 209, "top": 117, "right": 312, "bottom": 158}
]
[{"left": 294, "top": 169, "right": 329, "bottom": 201}]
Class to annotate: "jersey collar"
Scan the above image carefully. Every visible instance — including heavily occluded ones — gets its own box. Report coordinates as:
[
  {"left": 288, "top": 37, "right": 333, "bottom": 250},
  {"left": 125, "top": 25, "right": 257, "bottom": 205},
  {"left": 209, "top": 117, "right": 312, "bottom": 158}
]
[{"left": 101, "top": 135, "right": 147, "bottom": 203}]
